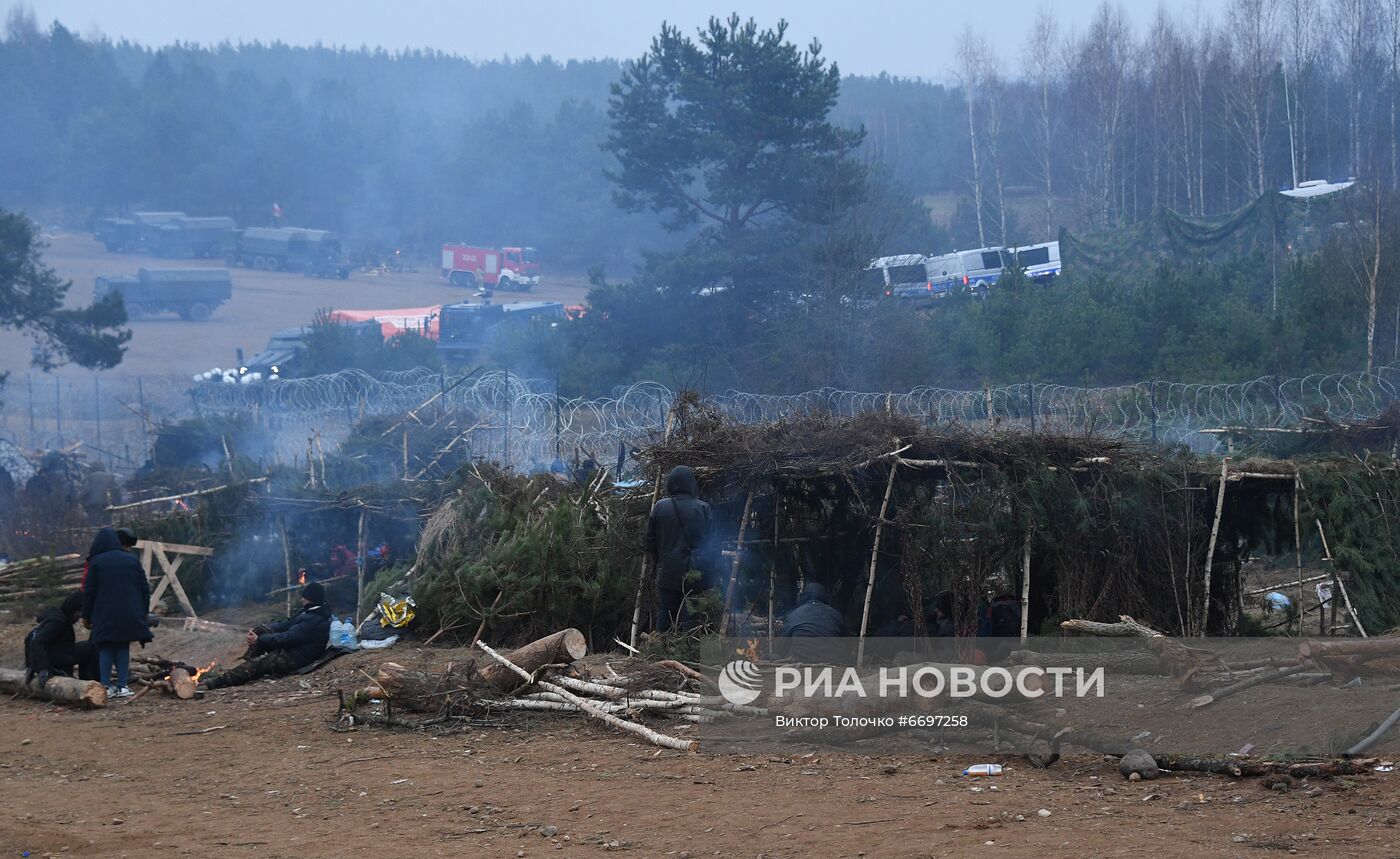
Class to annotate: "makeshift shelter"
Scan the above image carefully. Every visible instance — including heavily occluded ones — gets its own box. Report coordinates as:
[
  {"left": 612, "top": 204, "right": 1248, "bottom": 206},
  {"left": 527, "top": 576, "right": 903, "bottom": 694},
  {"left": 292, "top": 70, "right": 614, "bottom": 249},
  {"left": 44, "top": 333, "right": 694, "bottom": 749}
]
[{"left": 637, "top": 395, "right": 1400, "bottom": 643}]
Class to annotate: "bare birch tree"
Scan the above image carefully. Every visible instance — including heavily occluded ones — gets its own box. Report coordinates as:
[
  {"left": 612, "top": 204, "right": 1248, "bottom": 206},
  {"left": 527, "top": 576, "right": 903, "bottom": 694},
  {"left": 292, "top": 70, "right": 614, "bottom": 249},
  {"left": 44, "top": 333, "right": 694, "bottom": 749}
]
[
  {"left": 957, "top": 26, "right": 990, "bottom": 246},
  {"left": 1282, "top": 0, "right": 1323, "bottom": 185},
  {"left": 1024, "top": 6, "right": 1060, "bottom": 239},
  {"left": 1227, "top": 0, "right": 1280, "bottom": 198},
  {"left": 1066, "top": 3, "right": 1134, "bottom": 225},
  {"left": 1332, "top": 0, "right": 1377, "bottom": 179}
]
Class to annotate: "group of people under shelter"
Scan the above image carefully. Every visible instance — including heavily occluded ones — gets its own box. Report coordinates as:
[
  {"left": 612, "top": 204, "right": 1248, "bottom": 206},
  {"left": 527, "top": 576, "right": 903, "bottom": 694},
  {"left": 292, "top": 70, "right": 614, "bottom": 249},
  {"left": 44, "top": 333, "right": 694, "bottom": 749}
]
[
  {"left": 24, "top": 526, "right": 333, "bottom": 696},
  {"left": 644, "top": 465, "right": 1013, "bottom": 656}
]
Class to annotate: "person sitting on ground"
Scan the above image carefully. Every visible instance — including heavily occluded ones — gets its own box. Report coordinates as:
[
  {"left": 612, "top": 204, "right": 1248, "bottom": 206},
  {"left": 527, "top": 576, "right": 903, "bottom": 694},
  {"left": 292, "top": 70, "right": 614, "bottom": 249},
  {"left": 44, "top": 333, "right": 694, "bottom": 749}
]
[
  {"left": 25, "top": 592, "right": 99, "bottom": 687},
  {"left": 203, "top": 582, "right": 332, "bottom": 690},
  {"left": 776, "top": 582, "right": 846, "bottom": 662},
  {"left": 81, "top": 526, "right": 153, "bottom": 698}
]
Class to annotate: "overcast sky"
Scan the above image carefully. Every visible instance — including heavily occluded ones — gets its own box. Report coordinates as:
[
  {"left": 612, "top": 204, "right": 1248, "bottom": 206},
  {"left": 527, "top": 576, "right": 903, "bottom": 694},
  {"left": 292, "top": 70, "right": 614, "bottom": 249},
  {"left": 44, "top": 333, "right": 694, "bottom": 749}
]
[{"left": 17, "top": 1, "right": 1225, "bottom": 81}]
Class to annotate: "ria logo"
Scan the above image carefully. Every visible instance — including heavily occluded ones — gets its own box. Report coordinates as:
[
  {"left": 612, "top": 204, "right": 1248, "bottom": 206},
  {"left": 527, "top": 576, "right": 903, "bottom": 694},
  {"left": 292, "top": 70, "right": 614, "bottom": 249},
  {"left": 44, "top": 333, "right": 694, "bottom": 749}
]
[{"left": 717, "top": 659, "right": 764, "bottom": 706}]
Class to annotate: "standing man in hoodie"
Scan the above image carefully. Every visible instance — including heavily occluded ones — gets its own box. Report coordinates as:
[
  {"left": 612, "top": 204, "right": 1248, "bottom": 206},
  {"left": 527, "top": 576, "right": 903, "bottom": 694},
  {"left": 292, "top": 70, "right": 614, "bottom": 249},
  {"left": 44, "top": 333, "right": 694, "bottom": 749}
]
[
  {"left": 644, "top": 465, "right": 713, "bottom": 633},
  {"left": 203, "top": 581, "right": 332, "bottom": 689},
  {"left": 81, "top": 526, "right": 153, "bottom": 698}
]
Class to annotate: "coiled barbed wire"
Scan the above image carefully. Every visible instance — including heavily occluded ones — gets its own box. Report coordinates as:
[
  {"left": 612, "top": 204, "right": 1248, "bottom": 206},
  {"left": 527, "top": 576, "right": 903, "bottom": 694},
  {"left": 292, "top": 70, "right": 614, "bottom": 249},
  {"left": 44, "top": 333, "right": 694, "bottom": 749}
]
[{"left": 182, "top": 364, "right": 1400, "bottom": 465}]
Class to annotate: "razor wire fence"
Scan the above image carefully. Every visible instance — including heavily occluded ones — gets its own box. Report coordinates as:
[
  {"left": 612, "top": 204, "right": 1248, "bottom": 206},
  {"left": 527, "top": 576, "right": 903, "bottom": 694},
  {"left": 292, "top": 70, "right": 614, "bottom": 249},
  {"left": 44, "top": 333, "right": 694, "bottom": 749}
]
[{"left": 4, "top": 364, "right": 1398, "bottom": 476}]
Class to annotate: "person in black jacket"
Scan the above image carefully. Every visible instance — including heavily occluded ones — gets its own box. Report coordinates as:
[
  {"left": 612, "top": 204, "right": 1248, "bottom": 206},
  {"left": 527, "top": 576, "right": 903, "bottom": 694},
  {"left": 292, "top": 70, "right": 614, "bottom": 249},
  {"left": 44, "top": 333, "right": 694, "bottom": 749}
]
[
  {"left": 203, "top": 582, "right": 332, "bottom": 689},
  {"left": 24, "top": 592, "right": 98, "bottom": 686},
  {"left": 644, "top": 465, "right": 713, "bottom": 633},
  {"left": 81, "top": 527, "right": 152, "bottom": 698},
  {"left": 776, "top": 582, "right": 846, "bottom": 662}
]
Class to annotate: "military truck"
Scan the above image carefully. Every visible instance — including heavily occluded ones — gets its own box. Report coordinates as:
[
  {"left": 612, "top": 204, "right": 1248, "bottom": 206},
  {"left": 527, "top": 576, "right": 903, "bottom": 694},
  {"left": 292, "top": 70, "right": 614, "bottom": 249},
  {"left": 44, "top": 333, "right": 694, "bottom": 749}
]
[
  {"left": 144, "top": 216, "right": 238, "bottom": 258},
  {"left": 95, "top": 268, "right": 233, "bottom": 321},
  {"left": 94, "top": 211, "right": 186, "bottom": 252},
  {"left": 436, "top": 300, "right": 564, "bottom": 366},
  {"left": 228, "top": 227, "right": 352, "bottom": 279}
]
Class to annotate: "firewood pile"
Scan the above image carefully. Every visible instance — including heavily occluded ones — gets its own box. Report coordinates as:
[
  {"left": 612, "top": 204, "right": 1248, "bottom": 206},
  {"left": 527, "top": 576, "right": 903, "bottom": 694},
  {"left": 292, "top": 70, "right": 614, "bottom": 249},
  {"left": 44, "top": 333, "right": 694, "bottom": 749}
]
[
  {"left": 0, "top": 554, "right": 83, "bottom": 606},
  {"left": 341, "top": 628, "right": 763, "bottom": 751},
  {"left": 129, "top": 655, "right": 218, "bottom": 701}
]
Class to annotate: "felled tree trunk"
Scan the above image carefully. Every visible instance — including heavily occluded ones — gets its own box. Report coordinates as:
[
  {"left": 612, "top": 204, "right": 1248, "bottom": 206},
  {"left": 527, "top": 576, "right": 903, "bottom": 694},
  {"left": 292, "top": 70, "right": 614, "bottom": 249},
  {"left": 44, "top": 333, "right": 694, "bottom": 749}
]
[
  {"left": 477, "top": 628, "right": 587, "bottom": 692},
  {"left": 1060, "top": 615, "right": 1226, "bottom": 684},
  {"left": 0, "top": 667, "right": 107, "bottom": 708},
  {"left": 1009, "top": 650, "right": 1171, "bottom": 675},
  {"left": 1300, "top": 637, "right": 1400, "bottom": 678}
]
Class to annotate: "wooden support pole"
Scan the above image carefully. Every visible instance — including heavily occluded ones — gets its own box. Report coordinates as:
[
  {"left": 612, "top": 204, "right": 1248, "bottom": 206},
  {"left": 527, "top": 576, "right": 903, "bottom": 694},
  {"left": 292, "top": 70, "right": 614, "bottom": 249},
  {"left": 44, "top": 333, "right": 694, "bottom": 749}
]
[
  {"left": 857, "top": 461, "right": 900, "bottom": 666},
  {"left": 105, "top": 477, "right": 269, "bottom": 512},
  {"left": 1317, "top": 519, "right": 1367, "bottom": 637},
  {"left": 355, "top": 506, "right": 368, "bottom": 626},
  {"left": 1199, "top": 457, "right": 1229, "bottom": 636},
  {"left": 1293, "top": 472, "right": 1306, "bottom": 637},
  {"left": 629, "top": 409, "right": 675, "bottom": 649},
  {"left": 719, "top": 490, "right": 756, "bottom": 638},
  {"left": 1019, "top": 532, "right": 1032, "bottom": 643},
  {"left": 769, "top": 487, "right": 780, "bottom": 644},
  {"left": 278, "top": 515, "right": 293, "bottom": 618}
]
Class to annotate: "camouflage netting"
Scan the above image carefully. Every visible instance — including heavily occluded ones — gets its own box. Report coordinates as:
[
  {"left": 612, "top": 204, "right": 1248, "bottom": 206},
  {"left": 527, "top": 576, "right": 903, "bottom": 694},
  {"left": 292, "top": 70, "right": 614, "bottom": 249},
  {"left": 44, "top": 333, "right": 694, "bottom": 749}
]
[{"left": 1060, "top": 186, "right": 1363, "bottom": 285}]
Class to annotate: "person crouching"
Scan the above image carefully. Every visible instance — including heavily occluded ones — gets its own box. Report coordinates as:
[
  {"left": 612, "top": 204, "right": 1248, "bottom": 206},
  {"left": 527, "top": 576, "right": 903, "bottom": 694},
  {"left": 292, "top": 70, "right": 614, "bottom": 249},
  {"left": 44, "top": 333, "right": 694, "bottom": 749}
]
[
  {"left": 203, "top": 582, "right": 331, "bottom": 690},
  {"left": 25, "top": 592, "right": 99, "bottom": 687}
]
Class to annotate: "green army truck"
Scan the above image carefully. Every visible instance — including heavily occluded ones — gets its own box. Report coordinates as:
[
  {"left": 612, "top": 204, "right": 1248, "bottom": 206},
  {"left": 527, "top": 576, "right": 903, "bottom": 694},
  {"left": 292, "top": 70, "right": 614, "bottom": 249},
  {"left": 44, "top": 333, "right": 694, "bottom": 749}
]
[
  {"left": 228, "top": 227, "right": 352, "bottom": 279},
  {"left": 94, "top": 211, "right": 186, "bottom": 252},
  {"left": 143, "top": 216, "right": 238, "bottom": 258},
  {"left": 95, "top": 268, "right": 233, "bottom": 321}
]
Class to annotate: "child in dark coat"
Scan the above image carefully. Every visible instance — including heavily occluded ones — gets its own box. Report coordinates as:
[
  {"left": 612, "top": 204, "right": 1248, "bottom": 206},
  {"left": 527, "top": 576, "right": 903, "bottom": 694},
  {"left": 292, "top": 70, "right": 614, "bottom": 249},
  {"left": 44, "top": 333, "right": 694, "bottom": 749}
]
[{"left": 81, "top": 527, "right": 153, "bottom": 697}]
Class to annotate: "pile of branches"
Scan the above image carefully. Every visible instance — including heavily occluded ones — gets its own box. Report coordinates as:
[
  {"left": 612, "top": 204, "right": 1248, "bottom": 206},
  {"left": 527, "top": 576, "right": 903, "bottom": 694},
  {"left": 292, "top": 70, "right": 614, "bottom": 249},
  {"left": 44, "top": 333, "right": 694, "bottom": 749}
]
[
  {"left": 411, "top": 465, "right": 644, "bottom": 645},
  {"left": 645, "top": 397, "right": 1153, "bottom": 498},
  {"left": 0, "top": 554, "right": 82, "bottom": 609},
  {"left": 343, "top": 629, "right": 760, "bottom": 751}
]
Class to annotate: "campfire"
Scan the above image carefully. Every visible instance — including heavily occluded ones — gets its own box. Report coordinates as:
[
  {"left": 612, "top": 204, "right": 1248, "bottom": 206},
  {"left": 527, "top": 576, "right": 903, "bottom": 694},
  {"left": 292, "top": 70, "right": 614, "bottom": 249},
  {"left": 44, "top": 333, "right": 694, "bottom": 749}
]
[{"left": 129, "top": 657, "right": 215, "bottom": 701}]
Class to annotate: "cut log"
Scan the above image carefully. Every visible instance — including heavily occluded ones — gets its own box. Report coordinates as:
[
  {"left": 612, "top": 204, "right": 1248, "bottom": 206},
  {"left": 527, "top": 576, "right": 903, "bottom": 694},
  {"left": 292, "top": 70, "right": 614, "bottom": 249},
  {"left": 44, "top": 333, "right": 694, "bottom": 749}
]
[
  {"left": 477, "top": 628, "right": 587, "bottom": 692},
  {"left": 1300, "top": 638, "right": 1400, "bottom": 659},
  {"left": 1059, "top": 616, "right": 1164, "bottom": 638},
  {"left": 1300, "top": 638, "right": 1400, "bottom": 678},
  {"left": 0, "top": 667, "right": 106, "bottom": 708},
  {"left": 476, "top": 641, "right": 697, "bottom": 751},
  {"left": 168, "top": 667, "right": 196, "bottom": 700}
]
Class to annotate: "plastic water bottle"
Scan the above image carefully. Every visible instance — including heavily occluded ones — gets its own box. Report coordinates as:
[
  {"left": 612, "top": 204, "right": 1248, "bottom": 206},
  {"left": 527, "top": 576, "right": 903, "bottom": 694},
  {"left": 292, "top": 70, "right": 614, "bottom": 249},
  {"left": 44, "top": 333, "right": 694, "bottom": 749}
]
[
  {"left": 340, "top": 623, "right": 358, "bottom": 649},
  {"left": 328, "top": 616, "right": 345, "bottom": 646},
  {"left": 963, "top": 763, "right": 1003, "bottom": 776}
]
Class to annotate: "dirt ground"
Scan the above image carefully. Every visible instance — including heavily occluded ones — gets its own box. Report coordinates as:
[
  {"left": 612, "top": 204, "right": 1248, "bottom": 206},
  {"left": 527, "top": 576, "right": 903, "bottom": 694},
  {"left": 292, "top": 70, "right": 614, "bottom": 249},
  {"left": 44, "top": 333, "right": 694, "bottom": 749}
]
[
  {"left": 0, "top": 232, "right": 591, "bottom": 381},
  {"left": 2, "top": 620, "right": 1398, "bottom": 859}
]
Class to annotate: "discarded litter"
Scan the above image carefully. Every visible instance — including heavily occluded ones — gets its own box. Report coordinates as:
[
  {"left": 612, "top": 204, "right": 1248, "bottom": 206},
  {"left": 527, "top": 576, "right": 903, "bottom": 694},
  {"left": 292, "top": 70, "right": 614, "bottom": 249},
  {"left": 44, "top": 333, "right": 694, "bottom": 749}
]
[{"left": 964, "top": 764, "right": 1003, "bottom": 776}]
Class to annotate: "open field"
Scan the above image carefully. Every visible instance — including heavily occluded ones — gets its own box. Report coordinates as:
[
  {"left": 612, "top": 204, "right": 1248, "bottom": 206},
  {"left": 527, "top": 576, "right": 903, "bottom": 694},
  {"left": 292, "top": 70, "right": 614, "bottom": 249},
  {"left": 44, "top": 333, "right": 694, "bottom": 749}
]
[
  {"left": 0, "top": 232, "right": 592, "bottom": 383},
  {"left": 1, "top": 616, "right": 1397, "bottom": 859}
]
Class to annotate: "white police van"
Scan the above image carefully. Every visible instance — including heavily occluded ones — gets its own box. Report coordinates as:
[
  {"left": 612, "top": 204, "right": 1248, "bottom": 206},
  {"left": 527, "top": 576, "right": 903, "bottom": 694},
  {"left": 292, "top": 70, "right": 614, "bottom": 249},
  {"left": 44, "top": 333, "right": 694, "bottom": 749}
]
[
  {"left": 924, "top": 246, "right": 1012, "bottom": 296},
  {"left": 865, "top": 254, "right": 932, "bottom": 299},
  {"left": 1009, "top": 240, "right": 1061, "bottom": 281}
]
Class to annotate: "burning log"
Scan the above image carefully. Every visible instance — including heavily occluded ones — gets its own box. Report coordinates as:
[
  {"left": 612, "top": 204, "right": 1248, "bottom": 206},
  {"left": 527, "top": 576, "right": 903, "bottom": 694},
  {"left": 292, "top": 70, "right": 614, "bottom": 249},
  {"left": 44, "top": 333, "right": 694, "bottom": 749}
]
[{"left": 0, "top": 667, "right": 106, "bottom": 708}]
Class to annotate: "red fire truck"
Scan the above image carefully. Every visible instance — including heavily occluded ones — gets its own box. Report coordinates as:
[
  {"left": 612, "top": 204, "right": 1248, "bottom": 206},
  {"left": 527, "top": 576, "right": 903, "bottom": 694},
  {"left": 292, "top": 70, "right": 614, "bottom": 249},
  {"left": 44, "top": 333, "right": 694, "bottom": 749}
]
[{"left": 440, "top": 244, "right": 540, "bottom": 291}]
